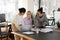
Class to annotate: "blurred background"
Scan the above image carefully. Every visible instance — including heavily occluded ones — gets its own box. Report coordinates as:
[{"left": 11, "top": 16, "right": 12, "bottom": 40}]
[{"left": 0, "top": 0, "right": 59, "bottom": 23}]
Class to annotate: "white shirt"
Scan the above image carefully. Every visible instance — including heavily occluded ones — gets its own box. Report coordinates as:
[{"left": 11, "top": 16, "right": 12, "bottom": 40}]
[{"left": 13, "top": 14, "right": 24, "bottom": 31}]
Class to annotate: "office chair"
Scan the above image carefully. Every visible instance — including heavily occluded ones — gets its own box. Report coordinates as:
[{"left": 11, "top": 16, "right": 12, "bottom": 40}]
[{"left": 0, "top": 14, "right": 10, "bottom": 40}]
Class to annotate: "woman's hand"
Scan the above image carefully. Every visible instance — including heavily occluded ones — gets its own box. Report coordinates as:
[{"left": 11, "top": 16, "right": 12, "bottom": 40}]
[{"left": 19, "top": 24, "right": 22, "bottom": 26}]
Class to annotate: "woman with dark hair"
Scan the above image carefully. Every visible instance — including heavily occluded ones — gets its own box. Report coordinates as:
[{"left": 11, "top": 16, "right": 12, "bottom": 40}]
[
  {"left": 12, "top": 8, "right": 26, "bottom": 40},
  {"left": 34, "top": 8, "right": 49, "bottom": 28}
]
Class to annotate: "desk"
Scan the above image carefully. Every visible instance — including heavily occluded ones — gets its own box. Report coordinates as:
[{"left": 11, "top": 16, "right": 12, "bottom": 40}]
[
  {"left": 11, "top": 31, "right": 60, "bottom": 40},
  {"left": 11, "top": 32, "right": 34, "bottom": 40}
]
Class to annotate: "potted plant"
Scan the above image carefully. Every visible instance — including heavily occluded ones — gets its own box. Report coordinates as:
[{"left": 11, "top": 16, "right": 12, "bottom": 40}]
[
  {"left": 56, "top": 21, "right": 60, "bottom": 28},
  {"left": 31, "top": 14, "right": 34, "bottom": 25}
]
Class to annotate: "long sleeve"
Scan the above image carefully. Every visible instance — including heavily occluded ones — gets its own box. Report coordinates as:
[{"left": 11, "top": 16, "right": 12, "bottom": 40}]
[
  {"left": 12, "top": 15, "right": 19, "bottom": 32},
  {"left": 34, "top": 16, "right": 38, "bottom": 27},
  {"left": 43, "top": 15, "right": 49, "bottom": 26}
]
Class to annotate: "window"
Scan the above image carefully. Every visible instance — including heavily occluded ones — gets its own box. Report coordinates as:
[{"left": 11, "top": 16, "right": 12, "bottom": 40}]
[
  {"left": 34, "top": 0, "right": 39, "bottom": 16},
  {"left": 0, "top": 0, "right": 27, "bottom": 21},
  {"left": 40, "top": 0, "right": 58, "bottom": 17}
]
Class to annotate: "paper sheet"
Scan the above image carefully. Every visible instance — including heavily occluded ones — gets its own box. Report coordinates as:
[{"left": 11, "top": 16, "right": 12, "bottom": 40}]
[{"left": 40, "top": 28, "right": 53, "bottom": 33}]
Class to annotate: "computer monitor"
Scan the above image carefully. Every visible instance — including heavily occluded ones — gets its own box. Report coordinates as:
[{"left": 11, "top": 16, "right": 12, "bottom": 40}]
[{"left": 0, "top": 14, "right": 6, "bottom": 22}]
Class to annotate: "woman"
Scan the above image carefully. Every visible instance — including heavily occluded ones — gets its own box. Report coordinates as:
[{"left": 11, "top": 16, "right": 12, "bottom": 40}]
[
  {"left": 34, "top": 8, "right": 49, "bottom": 28},
  {"left": 23, "top": 11, "right": 32, "bottom": 31},
  {"left": 12, "top": 8, "right": 26, "bottom": 40}
]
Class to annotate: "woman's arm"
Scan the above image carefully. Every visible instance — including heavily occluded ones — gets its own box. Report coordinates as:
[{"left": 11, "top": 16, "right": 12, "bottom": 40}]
[
  {"left": 34, "top": 16, "right": 38, "bottom": 27},
  {"left": 12, "top": 22, "right": 19, "bottom": 32},
  {"left": 43, "top": 15, "right": 49, "bottom": 26}
]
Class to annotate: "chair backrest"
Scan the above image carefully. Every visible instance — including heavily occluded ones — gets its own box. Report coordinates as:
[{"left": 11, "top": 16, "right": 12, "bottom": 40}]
[{"left": 0, "top": 14, "right": 6, "bottom": 22}]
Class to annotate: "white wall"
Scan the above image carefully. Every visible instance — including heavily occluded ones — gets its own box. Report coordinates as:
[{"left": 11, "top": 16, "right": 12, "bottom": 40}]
[
  {"left": 27, "top": 0, "right": 34, "bottom": 13},
  {"left": 18, "top": 0, "right": 28, "bottom": 11},
  {"left": 58, "top": 0, "right": 60, "bottom": 8},
  {"left": 55, "top": 0, "right": 60, "bottom": 22},
  {"left": 55, "top": 11, "right": 60, "bottom": 22}
]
